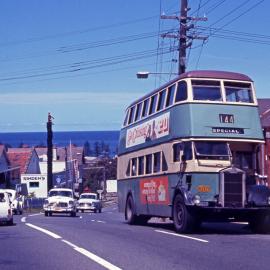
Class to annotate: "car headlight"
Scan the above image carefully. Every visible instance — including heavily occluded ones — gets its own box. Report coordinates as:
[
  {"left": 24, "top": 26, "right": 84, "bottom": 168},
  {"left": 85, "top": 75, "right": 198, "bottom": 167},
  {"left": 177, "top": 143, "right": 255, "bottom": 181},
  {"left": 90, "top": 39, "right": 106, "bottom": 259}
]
[
  {"left": 68, "top": 201, "right": 74, "bottom": 206},
  {"left": 192, "top": 195, "right": 201, "bottom": 205}
]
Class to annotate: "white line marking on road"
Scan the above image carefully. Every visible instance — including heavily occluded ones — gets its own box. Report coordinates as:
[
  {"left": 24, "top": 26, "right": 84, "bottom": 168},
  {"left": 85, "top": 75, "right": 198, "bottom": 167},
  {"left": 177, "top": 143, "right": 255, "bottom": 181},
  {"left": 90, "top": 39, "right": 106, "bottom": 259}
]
[
  {"left": 21, "top": 217, "right": 26, "bottom": 223},
  {"left": 61, "top": 239, "right": 79, "bottom": 249},
  {"left": 91, "top": 219, "right": 96, "bottom": 222},
  {"left": 26, "top": 223, "right": 62, "bottom": 239},
  {"left": 79, "top": 216, "right": 83, "bottom": 219},
  {"left": 74, "top": 247, "right": 122, "bottom": 270},
  {"left": 28, "top": 213, "right": 43, "bottom": 217},
  {"left": 232, "top": 222, "right": 248, "bottom": 225},
  {"left": 155, "top": 230, "right": 209, "bottom": 243},
  {"left": 97, "top": 220, "right": 106, "bottom": 223}
]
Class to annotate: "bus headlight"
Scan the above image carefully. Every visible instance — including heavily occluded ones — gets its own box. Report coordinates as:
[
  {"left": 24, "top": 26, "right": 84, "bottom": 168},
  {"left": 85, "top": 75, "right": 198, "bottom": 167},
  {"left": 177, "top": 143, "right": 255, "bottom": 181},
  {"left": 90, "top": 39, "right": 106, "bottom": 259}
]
[{"left": 192, "top": 195, "right": 201, "bottom": 205}]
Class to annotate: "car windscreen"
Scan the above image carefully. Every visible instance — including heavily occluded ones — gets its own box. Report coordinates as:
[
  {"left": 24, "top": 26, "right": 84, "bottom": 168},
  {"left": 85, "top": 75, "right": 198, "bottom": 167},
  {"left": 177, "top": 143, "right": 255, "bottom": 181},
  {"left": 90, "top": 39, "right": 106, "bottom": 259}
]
[
  {"left": 194, "top": 141, "right": 230, "bottom": 160},
  {"left": 49, "top": 191, "right": 73, "bottom": 197},
  {"left": 80, "top": 194, "right": 96, "bottom": 199}
]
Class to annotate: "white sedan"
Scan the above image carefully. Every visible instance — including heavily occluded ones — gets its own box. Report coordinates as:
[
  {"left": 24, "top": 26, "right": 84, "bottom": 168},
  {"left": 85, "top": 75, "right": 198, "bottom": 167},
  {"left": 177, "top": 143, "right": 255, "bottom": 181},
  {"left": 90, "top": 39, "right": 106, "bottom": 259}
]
[
  {"left": 77, "top": 193, "right": 102, "bottom": 213},
  {"left": 0, "top": 191, "right": 13, "bottom": 225},
  {"left": 43, "top": 188, "right": 77, "bottom": 217}
]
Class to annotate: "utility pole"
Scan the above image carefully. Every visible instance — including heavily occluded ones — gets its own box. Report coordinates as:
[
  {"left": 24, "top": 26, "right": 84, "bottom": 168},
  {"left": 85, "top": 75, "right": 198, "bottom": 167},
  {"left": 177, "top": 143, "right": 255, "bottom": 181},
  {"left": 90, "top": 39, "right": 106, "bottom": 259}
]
[
  {"left": 161, "top": 0, "right": 207, "bottom": 75},
  {"left": 47, "top": 112, "right": 54, "bottom": 191}
]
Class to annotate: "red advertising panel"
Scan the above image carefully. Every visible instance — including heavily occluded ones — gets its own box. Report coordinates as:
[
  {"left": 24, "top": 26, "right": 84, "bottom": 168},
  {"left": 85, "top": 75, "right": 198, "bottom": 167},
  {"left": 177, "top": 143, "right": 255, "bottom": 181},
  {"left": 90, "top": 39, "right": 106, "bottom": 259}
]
[{"left": 140, "top": 176, "right": 169, "bottom": 205}]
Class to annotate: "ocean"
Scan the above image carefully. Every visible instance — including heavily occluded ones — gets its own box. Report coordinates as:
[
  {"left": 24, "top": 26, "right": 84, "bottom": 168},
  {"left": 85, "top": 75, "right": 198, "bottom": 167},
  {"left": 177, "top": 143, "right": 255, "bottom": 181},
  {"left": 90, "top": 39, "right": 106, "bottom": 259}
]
[{"left": 0, "top": 131, "right": 120, "bottom": 154}]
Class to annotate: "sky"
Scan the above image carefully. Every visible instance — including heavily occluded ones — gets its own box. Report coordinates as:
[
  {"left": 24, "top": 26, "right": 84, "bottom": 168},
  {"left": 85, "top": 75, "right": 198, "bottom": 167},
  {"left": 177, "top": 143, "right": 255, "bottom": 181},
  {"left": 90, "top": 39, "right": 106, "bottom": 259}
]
[{"left": 0, "top": 0, "right": 269, "bottom": 132}]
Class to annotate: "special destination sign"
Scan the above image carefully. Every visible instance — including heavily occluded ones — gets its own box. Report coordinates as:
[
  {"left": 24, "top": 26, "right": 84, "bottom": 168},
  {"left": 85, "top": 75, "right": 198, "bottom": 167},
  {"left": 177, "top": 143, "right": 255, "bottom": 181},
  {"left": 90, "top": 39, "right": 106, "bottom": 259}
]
[{"left": 212, "top": 127, "right": 244, "bottom": 134}]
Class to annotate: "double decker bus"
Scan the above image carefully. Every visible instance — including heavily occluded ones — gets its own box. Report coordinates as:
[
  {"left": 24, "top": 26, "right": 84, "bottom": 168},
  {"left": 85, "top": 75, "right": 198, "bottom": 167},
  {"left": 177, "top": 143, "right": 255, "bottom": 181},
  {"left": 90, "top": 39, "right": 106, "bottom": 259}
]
[{"left": 117, "top": 70, "right": 270, "bottom": 233}]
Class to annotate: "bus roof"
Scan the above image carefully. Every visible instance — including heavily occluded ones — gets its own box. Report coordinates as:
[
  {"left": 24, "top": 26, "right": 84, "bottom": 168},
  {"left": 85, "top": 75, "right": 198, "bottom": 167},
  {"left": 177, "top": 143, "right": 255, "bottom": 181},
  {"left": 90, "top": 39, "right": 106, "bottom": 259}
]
[{"left": 129, "top": 70, "right": 253, "bottom": 108}]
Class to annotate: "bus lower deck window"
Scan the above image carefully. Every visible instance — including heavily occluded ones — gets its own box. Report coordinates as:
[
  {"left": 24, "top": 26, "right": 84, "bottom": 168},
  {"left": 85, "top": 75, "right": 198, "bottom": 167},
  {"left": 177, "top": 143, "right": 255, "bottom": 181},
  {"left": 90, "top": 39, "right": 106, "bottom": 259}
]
[
  {"left": 154, "top": 152, "right": 161, "bottom": 173},
  {"left": 131, "top": 158, "right": 137, "bottom": 176},
  {"left": 138, "top": 156, "right": 144, "bottom": 175},
  {"left": 145, "top": 154, "right": 152, "bottom": 174}
]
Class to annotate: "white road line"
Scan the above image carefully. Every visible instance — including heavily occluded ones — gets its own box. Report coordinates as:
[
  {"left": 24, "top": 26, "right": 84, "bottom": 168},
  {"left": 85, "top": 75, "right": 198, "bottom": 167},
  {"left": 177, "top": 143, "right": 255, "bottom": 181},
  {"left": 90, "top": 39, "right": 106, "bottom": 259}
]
[
  {"left": 21, "top": 217, "right": 26, "bottom": 223},
  {"left": 91, "top": 219, "right": 96, "bottom": 222},
  {"left": 74, "top": 247, "right": 122, "bottom": 270},
  {"left": 28, "top": 213, "right": 43, "bottom": 217},
  {"left": 61, "top": 239, "right": 79, "bottom": 249},
  {"left": 155, "top": 230, "right": 209, "bottom": 243},
  {"left": 79, "top": 216, "right": 83, "bottom": 219},
  {"left": 26, "top": 223, "right": 62, "bottom": 239},
  {"left": 97, "top": 220, "right": 106, "bottom": 223},
  {"left": 232, "top": 222, "right": 249, "bottom": 225}
]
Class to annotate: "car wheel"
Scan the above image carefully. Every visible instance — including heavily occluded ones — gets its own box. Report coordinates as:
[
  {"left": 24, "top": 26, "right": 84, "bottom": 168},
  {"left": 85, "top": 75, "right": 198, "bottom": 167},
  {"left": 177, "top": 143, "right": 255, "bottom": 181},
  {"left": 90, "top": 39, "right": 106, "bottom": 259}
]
[
  {"left": 44, "top": 211, "right": 48, "bottom": 217},
  {"left": 94, "top": 209, "right": 97, "bottom": 213},
  {"left": 99, "top": 209, "right": 102, "bottom": 213},
  {"left": 81, "top": 210, "right": 84, "bottom": 213},
  {"left": 70, "top": 212, "right": 76, "bottom": 217}
]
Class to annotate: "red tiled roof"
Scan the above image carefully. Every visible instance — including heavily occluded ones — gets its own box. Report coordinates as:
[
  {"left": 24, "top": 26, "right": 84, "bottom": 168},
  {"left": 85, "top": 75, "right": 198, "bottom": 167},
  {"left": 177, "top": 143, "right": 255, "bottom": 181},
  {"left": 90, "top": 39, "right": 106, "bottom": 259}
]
[{"left": 7, "top": 148, "right": 33, "bottom": 174}]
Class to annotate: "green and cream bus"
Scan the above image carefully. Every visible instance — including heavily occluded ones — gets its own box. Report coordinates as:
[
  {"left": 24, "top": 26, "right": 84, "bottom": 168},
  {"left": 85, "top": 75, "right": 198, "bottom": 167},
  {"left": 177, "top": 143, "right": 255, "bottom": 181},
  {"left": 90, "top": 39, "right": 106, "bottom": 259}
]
[{"left": 117, "top": 70, "right": 270, "bottom": 233}]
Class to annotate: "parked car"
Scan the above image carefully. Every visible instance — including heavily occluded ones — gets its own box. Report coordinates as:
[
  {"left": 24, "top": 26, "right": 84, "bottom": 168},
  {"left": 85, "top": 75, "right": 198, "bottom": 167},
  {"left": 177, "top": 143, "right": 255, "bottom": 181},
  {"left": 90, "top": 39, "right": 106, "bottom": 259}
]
[
  {"left": 4, "top": 189, "right": 23, "bottom": 215},
  {"left": 77, "top": 193, "right": 102, "bottom": 213},
  {"left": 43, "top": 188, "right": 76, "bottom": 217},
  {"left": 0, "top": 191, "right": 13, "bottom": 225}
]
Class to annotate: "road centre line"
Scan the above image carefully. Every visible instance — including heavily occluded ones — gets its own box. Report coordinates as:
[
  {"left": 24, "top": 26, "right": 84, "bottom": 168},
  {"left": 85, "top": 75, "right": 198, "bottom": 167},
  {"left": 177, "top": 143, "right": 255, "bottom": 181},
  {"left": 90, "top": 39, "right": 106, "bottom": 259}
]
[
  {"left": 28, "top": 213, "right": 43, "bottom": 217},
  {"left": 21, "top": 217, "right": 26, "bottom": 223},
  {"left": 97, "top": 220, "right": 106, "bottom": 223},
  {"left": 155, "top": 230, "right": 209, "bottom": 243},
  {"left": 25, "top": 223, "right": 62, "bottom": 239},
  {"left": 74, "top": 247, "right": 122, "bottom": 270},
  {"left": 25, "top": 223, "right": 122, "bottom": 270}
]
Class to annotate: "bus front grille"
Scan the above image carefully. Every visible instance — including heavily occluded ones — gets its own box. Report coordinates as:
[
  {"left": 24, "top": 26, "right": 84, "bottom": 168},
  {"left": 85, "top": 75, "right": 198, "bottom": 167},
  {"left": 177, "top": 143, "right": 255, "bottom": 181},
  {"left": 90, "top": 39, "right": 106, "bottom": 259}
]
[{"left": 223, "top": 172, "right": 243, "bottom": 207}]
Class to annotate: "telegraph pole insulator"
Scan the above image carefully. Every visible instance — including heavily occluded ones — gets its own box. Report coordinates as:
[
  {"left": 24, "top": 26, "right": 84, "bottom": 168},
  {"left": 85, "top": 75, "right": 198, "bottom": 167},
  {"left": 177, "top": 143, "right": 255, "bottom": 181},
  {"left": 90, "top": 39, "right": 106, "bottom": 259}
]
[{"left": 161, "top": 0, "right": 208, "bottom": 75}]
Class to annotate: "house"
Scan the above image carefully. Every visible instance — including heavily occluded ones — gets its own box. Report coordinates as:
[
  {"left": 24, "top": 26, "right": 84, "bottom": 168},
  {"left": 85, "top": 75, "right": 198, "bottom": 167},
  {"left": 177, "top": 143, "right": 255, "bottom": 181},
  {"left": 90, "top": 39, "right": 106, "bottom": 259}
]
[
  {"left": 7, "top": 148, "right": 41, "bottom": 182},
  {"left": 0, "top": 145, "right": 11, "bottom": 188}
]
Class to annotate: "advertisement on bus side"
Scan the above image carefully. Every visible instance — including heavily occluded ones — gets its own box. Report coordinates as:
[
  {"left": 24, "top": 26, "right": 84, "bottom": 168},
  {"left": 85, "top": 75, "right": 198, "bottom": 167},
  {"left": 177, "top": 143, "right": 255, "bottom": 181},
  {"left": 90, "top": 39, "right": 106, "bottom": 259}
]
[
  {"left": 126, "top": 112, "right": 170, "bottom": 148},
  {"left": 140, "top": 176, "right": 169, "bottom": 205}
]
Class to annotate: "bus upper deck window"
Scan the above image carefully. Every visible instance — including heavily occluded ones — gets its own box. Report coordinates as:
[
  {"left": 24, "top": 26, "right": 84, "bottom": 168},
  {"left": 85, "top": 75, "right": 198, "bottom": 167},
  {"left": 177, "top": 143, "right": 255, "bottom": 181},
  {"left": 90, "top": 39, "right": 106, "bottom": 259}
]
[
  {"left": 166, "top": 84, "right": 176, "bottom": 107},
  {"left": 157, "top": 90, "right": 166, "bottom": 112},
  {"left": 135, "top": 102, "right": 142, "bottom": 122},
  {"left": 123, "top": 111, "right": 129, "bottom": 126},
  {"left": 224, "top": 82, "right": 253, "bottom": 103},
  {"left": 192, "top": 80, "right": 222, "bottom": 101},
  {"left": 175, "top": 81, "right": 188, "bottom": 102},
  {"left": 149, "top": 94, "right": 158, "bottom": 115},
  {"left": 128, "top": 106, "right": 135, "bottom": 124},
  {"left": 142, "top": 99, "right": 150, "bottom": 118}
]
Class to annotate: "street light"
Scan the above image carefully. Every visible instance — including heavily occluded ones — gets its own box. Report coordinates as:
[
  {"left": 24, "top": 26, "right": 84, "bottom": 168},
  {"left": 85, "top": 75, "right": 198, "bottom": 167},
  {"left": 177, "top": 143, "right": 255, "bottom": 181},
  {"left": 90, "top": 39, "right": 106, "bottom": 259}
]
[{"left": 136, "top": 71, "right": 178, "bottom": 79}]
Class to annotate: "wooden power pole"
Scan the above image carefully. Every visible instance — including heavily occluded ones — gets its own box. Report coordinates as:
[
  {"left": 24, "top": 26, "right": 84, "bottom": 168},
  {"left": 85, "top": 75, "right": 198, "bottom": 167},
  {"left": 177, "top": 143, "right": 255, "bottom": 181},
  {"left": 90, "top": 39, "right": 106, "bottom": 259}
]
[{"left": 47, "top": 112, "right": 54, "bottom": 191}]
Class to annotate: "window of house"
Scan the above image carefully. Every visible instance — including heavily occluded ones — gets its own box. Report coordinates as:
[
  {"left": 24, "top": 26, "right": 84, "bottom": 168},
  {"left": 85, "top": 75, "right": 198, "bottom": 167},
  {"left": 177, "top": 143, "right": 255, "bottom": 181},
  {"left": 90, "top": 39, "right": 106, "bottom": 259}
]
[
  {"left": 134, "top": 102, "right": 142, "bottom": 122},
  {"left": 131, "top": 158, "right": 137, "bottom": 176},
  {"left": 141, "top": 99, "right": 150, "bottom": 118},
  {"left": 29, "top": 182, "right": 39, "bottom": 188},
  {"left": 149, "top": 95, "right": 158, "bottom": 115},
  {"left": 153, "top": 152, "right": 161, "bottom": 173},
  {"left": 175, "top": 81, "right": 188, "bottom": 102},
  {"left": 138, "top": 156, "right": 144, "bottom": 175},
  {"left": 145, "top": 154, "right": 152, "bottom": 174},
  {"left": 157, "top": 90, "right": 166, "bottom": 112},
  {"left": 166, "top": 84, "right": 176, "bottom": 107}
]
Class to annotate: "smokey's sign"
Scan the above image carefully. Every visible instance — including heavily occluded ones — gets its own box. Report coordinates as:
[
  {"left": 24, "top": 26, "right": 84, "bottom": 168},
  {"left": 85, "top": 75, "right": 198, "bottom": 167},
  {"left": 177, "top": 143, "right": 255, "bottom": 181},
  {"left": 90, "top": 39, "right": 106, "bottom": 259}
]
[{"left": 126, "top": 112, "right": 170, "bottom": 148}]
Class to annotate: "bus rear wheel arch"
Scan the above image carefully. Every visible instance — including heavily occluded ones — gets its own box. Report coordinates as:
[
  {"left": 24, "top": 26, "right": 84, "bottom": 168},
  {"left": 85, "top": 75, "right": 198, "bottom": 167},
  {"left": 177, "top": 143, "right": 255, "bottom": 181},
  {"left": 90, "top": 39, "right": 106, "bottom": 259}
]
[{"left": 125, "top": 195, "right": 150, "bottom": 225}]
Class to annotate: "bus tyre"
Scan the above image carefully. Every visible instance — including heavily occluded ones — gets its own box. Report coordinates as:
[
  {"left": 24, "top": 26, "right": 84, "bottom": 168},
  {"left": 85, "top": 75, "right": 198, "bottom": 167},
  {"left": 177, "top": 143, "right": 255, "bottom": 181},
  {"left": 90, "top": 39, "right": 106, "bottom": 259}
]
[
  {"left": 173, "top": 194, "right": 195, "bottom": 233},
  {"left": 249, "top": 214, "right": 270, "bottom": 234},
  {"left": 125, "top": 195, "right": 136, "bottom": 225}
]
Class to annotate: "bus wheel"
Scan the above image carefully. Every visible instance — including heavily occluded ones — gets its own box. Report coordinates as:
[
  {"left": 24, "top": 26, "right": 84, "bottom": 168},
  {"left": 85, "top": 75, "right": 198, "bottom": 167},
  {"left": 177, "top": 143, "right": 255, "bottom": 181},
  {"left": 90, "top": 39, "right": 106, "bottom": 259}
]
[
  {"left": 249, "top": 214, "right": 270, "bottom": 234},
  {"left": 125, "top": 195, "right": 136, "bottom": 224},
  {"left": 173, "top": 194, "right": 194, "bottom": 233}
]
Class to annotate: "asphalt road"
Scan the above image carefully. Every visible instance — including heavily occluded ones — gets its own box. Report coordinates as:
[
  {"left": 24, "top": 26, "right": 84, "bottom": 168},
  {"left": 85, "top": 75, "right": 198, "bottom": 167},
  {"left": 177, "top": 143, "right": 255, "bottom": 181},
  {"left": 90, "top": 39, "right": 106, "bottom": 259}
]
[{"left": 1, "top": 206, "right": 270, "bottom": 270}]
